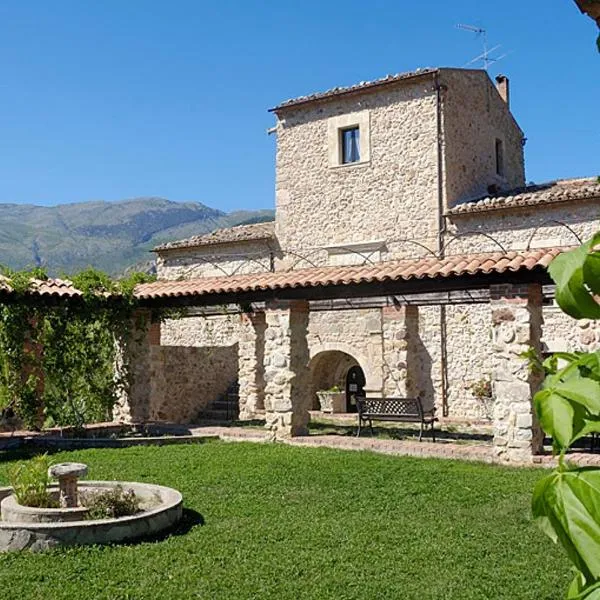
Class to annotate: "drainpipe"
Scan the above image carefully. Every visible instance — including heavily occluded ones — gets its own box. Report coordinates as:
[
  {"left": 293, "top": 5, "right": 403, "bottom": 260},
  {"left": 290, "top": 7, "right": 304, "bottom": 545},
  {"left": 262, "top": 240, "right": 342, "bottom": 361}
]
[
  {"left": 434, "top": 72, "right": 449, "bottom": 418},
  {"left": 434, "top": 72, "right": 446, "bottom": 254}
]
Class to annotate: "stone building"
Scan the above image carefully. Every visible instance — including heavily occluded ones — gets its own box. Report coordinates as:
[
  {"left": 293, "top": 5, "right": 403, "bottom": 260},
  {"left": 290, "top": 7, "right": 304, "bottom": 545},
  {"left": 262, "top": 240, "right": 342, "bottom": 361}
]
[{"left": 125, "top": 67, "right": 600, "bottom": 462}]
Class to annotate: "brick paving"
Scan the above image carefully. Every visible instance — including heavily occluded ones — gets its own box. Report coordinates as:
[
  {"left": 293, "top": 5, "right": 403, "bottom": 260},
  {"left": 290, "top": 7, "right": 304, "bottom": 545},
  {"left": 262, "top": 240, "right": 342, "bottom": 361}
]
[
  {"left": 189, "top": 425, "right": 600, "bottom": 468},
  {"left": 3, "top": 422, "right": 600, "bottom": 469},
  {"left": 285, "top": 434, "right": 495, "bottom": 463}
]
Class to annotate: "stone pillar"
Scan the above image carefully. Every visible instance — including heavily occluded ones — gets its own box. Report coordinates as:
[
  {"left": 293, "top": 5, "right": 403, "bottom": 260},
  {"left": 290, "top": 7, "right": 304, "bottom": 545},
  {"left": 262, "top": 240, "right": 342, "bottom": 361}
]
[
  {"left": 490, "top": 284, "right": 544, "bottom": 463},
  {"left": 238, "top": 311, "right": 266, "bottom": 421},
  {"left": 263, "top": 300, "right": 310, "bottom": 440},
  {"left": 113, "top": 310, "right": 159, "bottom": 423},
  {"left": 382, "top": 305, "right": 418, "bottom": 397}
]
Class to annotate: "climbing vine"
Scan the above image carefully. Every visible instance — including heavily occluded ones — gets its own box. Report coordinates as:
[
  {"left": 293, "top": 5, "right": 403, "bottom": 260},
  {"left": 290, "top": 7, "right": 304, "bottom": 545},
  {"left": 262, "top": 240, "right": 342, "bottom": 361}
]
[{"left": 0, "top": 267, "right": 156, "bottom": 430}]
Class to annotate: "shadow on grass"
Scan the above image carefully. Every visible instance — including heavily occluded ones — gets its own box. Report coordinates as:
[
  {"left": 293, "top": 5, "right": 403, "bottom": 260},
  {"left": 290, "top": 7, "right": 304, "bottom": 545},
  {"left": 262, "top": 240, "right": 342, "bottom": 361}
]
[
  {"left": 188, "top": 418, "right": 266, "bottom": 431},
  {"left": 138, "top": 507, "right": 206, "bottom": 545},
  {"left": 0, "top": 447, "right": 67, "bottom": 462},
  {"left": 307, "top": 420, "right": 493, "bottom": 445},
  {"left": 230, "top": 419, "right": 265, "bottom": 428},
  {"left": 112, "top": 508, "right": 205, "bottom": 548}
]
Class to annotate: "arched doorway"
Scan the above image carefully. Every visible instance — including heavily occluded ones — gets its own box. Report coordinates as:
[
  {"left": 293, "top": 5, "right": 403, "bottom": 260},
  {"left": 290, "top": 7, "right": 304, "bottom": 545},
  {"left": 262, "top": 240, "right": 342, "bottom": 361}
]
[
  {"left": 345, "top": 365, "right": 366, "bottom": 413},
  {"left": 308, "top": 350, "right": 366, "bottom": 413}
]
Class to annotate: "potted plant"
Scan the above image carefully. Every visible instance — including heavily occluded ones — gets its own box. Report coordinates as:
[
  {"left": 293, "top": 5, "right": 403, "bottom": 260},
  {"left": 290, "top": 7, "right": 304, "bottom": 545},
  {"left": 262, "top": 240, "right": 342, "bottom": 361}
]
[
  {"left": 316, "top": 385, "right": 346, "bottom": 414},
  {"left": 469, "top": 377, "right": 494, "bottom": 420}
]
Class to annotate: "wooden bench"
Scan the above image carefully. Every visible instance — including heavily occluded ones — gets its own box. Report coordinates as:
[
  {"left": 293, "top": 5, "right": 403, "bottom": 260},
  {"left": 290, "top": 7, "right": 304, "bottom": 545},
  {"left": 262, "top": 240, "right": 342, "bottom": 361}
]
[{"left": 355, "top": 397, "right": 438, "bottom": 441}]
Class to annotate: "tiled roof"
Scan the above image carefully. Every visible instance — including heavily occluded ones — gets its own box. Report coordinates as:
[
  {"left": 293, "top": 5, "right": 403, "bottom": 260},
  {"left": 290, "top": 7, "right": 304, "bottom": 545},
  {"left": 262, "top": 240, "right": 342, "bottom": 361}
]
[
  {"left": 0, "top": 276, "right": 82, "bottom": 298},
  {"left": 153, "top": 222, "right": 275, "bottom": 252},
  {"left": 269, "top": 68, "right": 438, "bottom": 112},
  {"left": 447, "top": 178, "right": 600, "bottom": 215},
  {"left": 135, "top": 248, "right": 563, "bottom": 301}
]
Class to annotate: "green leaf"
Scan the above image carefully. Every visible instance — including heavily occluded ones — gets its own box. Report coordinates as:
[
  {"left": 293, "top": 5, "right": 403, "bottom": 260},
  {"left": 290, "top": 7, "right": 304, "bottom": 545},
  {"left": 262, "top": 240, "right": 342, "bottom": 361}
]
[
  {"left": 583, "top": 246, "right": 600, "bottom": 297},
  {"left": 568, "top": 571, "right": 585, "bottom": 599},
  {"left": 581, "top": 584, "right": 600, "bottom": 600},
  {"left": 579, "top": 352, "right": 600, "bottom": 383},
  {"left": 557, "top": 375, "right": 600, "bottom": 415},
  {"left": 532, "top": 473, "right": 559, "bottom": 544},
  {"left": 568, "top": 571, "right": 600, "bottom": 599},
  {"left": 534, "top": 388, "right": 575, "bottom": 449},
  {"left": 572, "top": 416, "right": 600, "bottom": 446},
  {"left": 549, "top": 242, "right": 600, "bottom": 319},
  {"left": 543, "top": 352, "right": 581, "bottom": 373},
  {"left": 533, "top": 468, "right": 600, "bottom": 583}
]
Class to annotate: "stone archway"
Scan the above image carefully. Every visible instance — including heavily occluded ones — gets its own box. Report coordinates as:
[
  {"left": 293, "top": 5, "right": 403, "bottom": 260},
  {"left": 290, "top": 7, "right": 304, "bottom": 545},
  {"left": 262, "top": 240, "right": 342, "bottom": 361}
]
[
  {"left": 308, "top": 350, "right": 366, "bottom": 413},
  {"left": 308, "top": 342, "right": 381, "bottom": 393}
]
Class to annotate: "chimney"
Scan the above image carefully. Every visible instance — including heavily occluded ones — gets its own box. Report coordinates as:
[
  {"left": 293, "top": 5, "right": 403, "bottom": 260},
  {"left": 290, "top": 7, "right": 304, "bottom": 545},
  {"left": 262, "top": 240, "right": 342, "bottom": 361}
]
[{"left": 495, "top": 74, "right": 510, "bottom": 107}]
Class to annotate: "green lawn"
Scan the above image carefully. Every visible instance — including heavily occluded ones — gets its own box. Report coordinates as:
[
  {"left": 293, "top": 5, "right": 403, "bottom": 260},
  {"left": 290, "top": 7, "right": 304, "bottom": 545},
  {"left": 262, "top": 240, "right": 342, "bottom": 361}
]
[{"left": 0, "top": 442, "right": 568, "bottom": 600}]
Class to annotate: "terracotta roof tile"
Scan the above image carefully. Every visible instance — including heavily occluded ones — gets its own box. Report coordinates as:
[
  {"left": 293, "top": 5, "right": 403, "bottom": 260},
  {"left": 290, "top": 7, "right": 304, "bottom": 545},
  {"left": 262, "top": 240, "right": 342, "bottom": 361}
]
[
  {"left": 0, "top": 248, "right": 566, "bottom": 303},
  {"left": 447, "top": 178, "right": 600, "bottom": 215},
  {"left": 153, "top": 221, "right": 275, "bottom": 252},
  {"left": 135, "top": 248, "right": 565, "bottom": 301},
  {"left": 269, "top": 68, "right": 438, "bottom": 112},
  {"left": 0, "top": 276, "right": 82, "bottom": 298}
]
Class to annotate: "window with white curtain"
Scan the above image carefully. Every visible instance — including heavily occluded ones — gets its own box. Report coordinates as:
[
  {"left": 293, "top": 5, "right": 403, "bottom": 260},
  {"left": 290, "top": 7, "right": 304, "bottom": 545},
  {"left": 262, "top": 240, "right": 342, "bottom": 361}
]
[
  {"left": 341, "top": 126, "right": 360, "bottom": 164},
  {"left": 327, "top": 110, "right": 370, "bottom": 167}
]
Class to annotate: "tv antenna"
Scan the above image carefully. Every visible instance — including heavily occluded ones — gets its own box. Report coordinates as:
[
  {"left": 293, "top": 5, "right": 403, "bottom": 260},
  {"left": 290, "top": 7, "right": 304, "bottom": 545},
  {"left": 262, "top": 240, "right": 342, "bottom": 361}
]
[{"left": 456, "top": 24, "right": 511, "bottom": 70}]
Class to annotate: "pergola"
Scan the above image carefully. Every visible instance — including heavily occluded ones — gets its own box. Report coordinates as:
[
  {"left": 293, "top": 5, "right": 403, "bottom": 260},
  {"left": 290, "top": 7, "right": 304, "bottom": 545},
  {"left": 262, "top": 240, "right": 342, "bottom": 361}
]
[{"left": 127, "top": 247, "right": 562, "bottom": 464}]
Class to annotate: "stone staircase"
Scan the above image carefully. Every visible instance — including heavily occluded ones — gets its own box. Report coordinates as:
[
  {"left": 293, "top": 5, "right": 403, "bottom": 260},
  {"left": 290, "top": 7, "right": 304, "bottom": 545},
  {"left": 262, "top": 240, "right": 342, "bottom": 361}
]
[{"left": 196, "top": 381, "right": 240, "bottom": 423}]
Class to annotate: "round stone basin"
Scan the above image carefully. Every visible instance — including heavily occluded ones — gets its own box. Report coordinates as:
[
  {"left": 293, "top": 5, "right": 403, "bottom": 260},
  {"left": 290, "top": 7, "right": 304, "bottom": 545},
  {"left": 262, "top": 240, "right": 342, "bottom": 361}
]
[
  {"left": 2, "top": 491, "right": 89, "bottom": 523},
  {"left": 0, "top": 481, "right": 183, "bottom": 552}
]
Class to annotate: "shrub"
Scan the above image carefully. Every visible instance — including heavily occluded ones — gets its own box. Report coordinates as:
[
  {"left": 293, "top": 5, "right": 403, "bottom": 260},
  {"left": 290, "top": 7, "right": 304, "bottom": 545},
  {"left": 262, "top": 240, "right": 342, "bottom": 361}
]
[
  {"left": 81, "top": 485, "right": 140, "bottom": 520},
  {"left": 469, "top": 378, "right": 493, "bottom": 400},
  {"left": 8, "top": 454, "right": 57, "bottom": 508}
]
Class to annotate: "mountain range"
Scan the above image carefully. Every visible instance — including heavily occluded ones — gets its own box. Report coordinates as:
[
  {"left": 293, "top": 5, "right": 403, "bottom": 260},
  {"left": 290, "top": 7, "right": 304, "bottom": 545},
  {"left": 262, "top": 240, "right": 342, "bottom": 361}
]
[{"left": 0, "top": 198, "right": 274, "bottom": 276}]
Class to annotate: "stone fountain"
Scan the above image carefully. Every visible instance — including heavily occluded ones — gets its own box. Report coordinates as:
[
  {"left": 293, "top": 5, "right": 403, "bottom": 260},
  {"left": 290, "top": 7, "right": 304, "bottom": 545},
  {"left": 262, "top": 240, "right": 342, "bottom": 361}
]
[{"left": 0, "top": 462, "right": 183, "bottom": 552}]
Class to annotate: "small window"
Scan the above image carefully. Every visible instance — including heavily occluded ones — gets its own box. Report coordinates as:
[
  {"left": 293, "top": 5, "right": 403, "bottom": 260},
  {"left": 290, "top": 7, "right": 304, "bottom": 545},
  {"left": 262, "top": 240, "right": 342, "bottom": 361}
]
[
  {"left": 327, "top": 111, "right": 369, "bottom": 167},
  {"left": 495, "top": 138, "right": 504, "bottom": 177},
  {"left": 341, "top": 127, "right": 360, "bottom": 164}
]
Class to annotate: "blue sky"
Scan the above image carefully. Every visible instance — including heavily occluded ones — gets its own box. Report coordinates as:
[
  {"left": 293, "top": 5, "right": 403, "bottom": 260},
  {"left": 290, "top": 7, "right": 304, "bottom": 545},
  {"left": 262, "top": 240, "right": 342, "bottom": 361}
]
[{"left": 0, "top": 1, "right": 597, "bottom": 211}]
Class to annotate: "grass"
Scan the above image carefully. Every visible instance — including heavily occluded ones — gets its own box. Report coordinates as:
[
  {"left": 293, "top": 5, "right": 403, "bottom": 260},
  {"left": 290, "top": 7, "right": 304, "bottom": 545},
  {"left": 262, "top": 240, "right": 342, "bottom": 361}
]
[{"left": 0, "top": 442, "right": 569, "bottom": 600}]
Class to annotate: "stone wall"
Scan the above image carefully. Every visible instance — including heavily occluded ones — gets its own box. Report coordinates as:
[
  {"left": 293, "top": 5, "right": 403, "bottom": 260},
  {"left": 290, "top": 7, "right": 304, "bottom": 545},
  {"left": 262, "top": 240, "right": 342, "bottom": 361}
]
[
  {"left": 304, "top": 304, "right": 500, "bottom": 421},
  {"left": 238, "top": 312, "right": 266, "bottom": 420},
  {"left": 274, "top": 76, "right": 441, "bottom": 264},
  {"left": 159, "top": 314, "right": 241, "bottom": 421},
  {"left": 117, "top": 314, "right": 241, "bottom": 424},
  {"left": 273, "top": 69, "right": 524, "bottom": 267},
  {"left": 129, "top": 303, "right": 595, "bottom": 428},
  {"left": 113, "top": 313, "right": 157, "bottom": 423},
  {"left": 409, "top": 302, "right": 589, "bottom": 423},
  {"left": 490, "top": 284, "right": 544, "bottom": 463},
  {"left": 445, "top": 200, "right": 599, "bottom": 255},
  {"left": 412, "top": 306, "right": 443, "bottom": 413},
  {"left": 263, "top": 301, "right": 310, "bottom": 439},
  {"left": 156, "top": 240, "right": 273, "bottom": 280},
  {"left": 444, "top": 304, "right": 496, "bottom": 421},
  {"left": 382, "top": 305, "right": 416, "bottom": 398},
  {"left": 441, "top": 69, "right": 525, "bottom": 207},
  {"left": 542, "top": 306, "right": 600, "bottom": 352},
  {"left": 306, "top": 308, "right": 383, "bottom": 393},
  {"left": 395, "top": 303, "right": 501, "bottom": 422},
  {"left": 148, "top": 345, "right": 238, "bottom": 423},
  {"left": 161, "top": 314, "right": 241, "bottom": 347}
]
